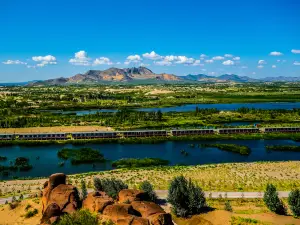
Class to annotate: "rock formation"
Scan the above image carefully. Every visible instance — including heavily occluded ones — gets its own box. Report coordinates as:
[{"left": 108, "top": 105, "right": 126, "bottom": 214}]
[
  {"left": 40, "top": 173, "right": 173, "bottom": 225},
  {"left": 40, "top": 173, "right": 80, "bottom": 224}
]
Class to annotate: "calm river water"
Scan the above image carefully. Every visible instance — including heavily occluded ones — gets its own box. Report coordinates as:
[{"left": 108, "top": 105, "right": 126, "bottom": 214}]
[{"left": 0, "top": 139, "right": 300, "bottom": 180}]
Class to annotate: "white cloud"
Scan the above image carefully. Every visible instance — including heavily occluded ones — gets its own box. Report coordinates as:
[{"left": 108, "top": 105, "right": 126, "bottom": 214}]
[
  {"left": 258, "top": 60, "right": 266, "bottom": 65},
  {"left": 139, "top": 63, "right": 150, "bottom": 67},
  {"left": 93, "top": 57, "right": 113, "bottom": 65},
  {"left": 212, "top": 56, "right": 225, "bottom": 60},
  {"left": 272, "top": 65, "right": 276, "bottom": 68},
  {"left": 241, "top": 66, "right": 248, "bottom": 69},
  {"left": 257, "top": 65, "right": 264, "bottom": 69},
  {"left": 32, "top": 55, "right": 56, "bottom": 62},
  {"left": 224, "top": 54, "right": 233, "bottom": 58},
  {"left": 142, "top": 51, "right": 162, "bottom": 60},
  {"left": 192, "top": 60, "right": 203, "bottom": 66},
  {"left": 294, "top": 61, "right": 300, "bottom": 66},
  {"left": 291, "top": 49, "right": 300, "bottom": 54},
  {"left": 164, "top": 55, "right": 178, "bottom": 62},
  {"left": 124, "top": 55, "right": 142, "bottom": 65},
  {"left": 2, "top": 60, "right": 27, "bottom": 65},
  {"left": 200, "top": 54, "right": 207, "bottom": 58},
  {"left": 233, "top": 57, "right": 240, "bottom": 61},
  {"left": 154, "top": 60, "right": 172, "bottom": 66},
  {"left": 69, "top": 50, "right": 90, "bottom": 66},
  {"left": 175, "top": 56, "right": 195, "bottom": 65},
  {"left": 222, "top": 60, "right": 234, "bottom": 66},
  {"left": 205, "top": 59, "right": 214, "bottom": 63},
  {"left": 269, "top": 51, "right": 283, "bottom": 56}
]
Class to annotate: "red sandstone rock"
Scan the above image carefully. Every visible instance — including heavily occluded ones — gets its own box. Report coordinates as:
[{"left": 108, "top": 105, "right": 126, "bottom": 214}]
[
  {"left": 131, "top": 201, "right": 165, "bottom": 218},
  {"left": 40, "top": 203, "right": 61, "bottom": 224},
  {"left": 148, "top": 213, "right": 173, "bottom": 225},
  {"left": 118, "top": 189, "right": 147, "bottom": 203},
  {"left": 83, "top": 191, "right": 114, "bottom": 213},
  {"left": 103, "top": 204, "right": 136, "bottom": 222}
]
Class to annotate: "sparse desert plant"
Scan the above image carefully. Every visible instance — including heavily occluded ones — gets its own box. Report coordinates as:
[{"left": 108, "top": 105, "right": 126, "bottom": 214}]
[
  {"left": 24, "top": 208, "right": 38, "bottom": 218},
  {"left": 167, "top": 175, "right": 206, "bottom": 217},
  {"left": 263, "top": 184, "right": 286, "bottom": 215},
  {"left": 224, "top": 200, "right": 233, "bottom": 212},
  {"left": 288, "top": 188, "right": 300, "bottom": 217},
  {"left": 80, "top": 180, "right": 88, "bottom": 200}
]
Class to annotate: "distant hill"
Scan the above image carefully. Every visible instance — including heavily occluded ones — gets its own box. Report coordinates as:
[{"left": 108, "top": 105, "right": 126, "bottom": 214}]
[{"left": 27, "top": 66, "right": 300, "bottom": 86}]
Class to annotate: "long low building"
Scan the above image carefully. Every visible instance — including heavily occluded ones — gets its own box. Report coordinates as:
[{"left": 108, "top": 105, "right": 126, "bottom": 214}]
[
  {"left": 264, "top": 127, "right": 300, "bottom": 133},
  {"left": 17, "top": 133, "right": 67, "bottom": 140},
  {"left": 218, "top": 128, "right": 260, "bottom": 134},
  {"left": 120, "top": 130, "right": 168, "bottom": 138},
  {"left": 171, "top": 129, "right": 214, "bottom": 136},
  {"left": 71, "top": 132, "right": 118, "bottom": 139}
]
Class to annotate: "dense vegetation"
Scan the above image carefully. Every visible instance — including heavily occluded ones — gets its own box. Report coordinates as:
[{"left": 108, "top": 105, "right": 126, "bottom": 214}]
[
  {"left": 56, "top": 209, "right": 99, "bottom": 225},
  {"left": 288, "top": 189, "right": 300, "bottom": 217},
  {"left": 111, "top": 158, "right": 169, "bottom": 168},
  {"left": 57, "top": 147, "right": 105, "bottom": 164},
  {"left": 167, "top": 175, "right": 206, "bottom": 217},
  {"left": 266, "top": 145, "right": 300, "bottom": 152},
  {"left": 202, "top": 143, "right": 251, "bottom": 155},
  {"left": 1, "top": 83, "right": 300, "bottom": 130},
  {"left": 139, "top": 180, "right": 158, "bottom": 202},
  {"left": 0, "top": 157, "right": 32, "bottom": 172}
]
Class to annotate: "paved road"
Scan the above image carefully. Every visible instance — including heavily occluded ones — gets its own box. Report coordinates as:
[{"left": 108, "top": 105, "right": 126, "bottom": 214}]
[
  {"left": 0, "top": 190, "right": 290, "bottom": 205},
  {"left": 156, "top": 190, "right": 290, "bottom": 199}
]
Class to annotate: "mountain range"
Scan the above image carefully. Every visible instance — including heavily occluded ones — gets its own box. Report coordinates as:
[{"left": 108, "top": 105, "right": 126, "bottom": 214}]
[{"left": 28, "top": 67, "right": 300, "bottom": 86}]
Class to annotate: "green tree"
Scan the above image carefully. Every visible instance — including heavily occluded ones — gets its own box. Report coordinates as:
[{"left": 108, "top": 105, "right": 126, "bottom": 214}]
[
  {"left": 100, "top": 178, "right": 128, "bottom": 199},
  {"left": 224, "top": 201, "right": 233, "bottom": 212},
  {"left": 167, "top": 175, "right": 206, "bottom": 217},
  {"left": 263, "top": 184, "right": 285, "bottom": 215},
  {"left": 93, "top": 177, "right": 102, "bottom": 191},
  {"left": 288, "top": 189, "right": 300, "bottom": 217},
  {"left": 139, "top": 180, "right": 157, "bottom": 202},
  {"left": 80, "top": 180, "right": 88, "bottom": 200}
]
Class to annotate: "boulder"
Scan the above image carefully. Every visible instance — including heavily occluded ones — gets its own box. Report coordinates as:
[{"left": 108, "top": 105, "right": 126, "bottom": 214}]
[
  {"left": 48, "top": 173, "right": 66, "bottom": 189},
  {"left": 40, "top": 203, "right": 61, "bottom": 224},
  {"left": 131, "top": 201, "right": 165, "bottom": 218},
  {"left": 116, "top": 217, "right": 149, "bottom": 225},
  {"left": 119, "top": 189, "right": 147, "bottom": 203},
  {"left": 83, "top": 191, "right": 114, "bottom": 213},
  {"left": 103, "top": 204, "right": 137, "bottom": 222},
  {"left": 148, "top": 213, "right": 173, "bottom": 225}
]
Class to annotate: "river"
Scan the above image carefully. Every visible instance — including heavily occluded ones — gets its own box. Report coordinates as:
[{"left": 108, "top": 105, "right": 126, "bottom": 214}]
[
  {"left": 46, "top": 102, "right": 300, "bottom": 115},
  {"left": 0, "top": 139, "right": 300, "bottom": 180}
]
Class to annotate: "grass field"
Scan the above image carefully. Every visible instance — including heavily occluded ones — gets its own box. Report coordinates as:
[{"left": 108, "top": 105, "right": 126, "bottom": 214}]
[{"left": 1, "top": 161, "right": 300, "bottom": 198}]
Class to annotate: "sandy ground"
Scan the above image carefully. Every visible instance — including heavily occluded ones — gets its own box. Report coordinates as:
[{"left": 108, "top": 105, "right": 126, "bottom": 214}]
[
  {"left": 0, "top": 126, "right": 113, "bottom": 134},
  {"left": 0, "top": 199, "right": 42, "bottom": 225},
  {"left": 146, "top": 89, "right": 174, "bottom": 95}
]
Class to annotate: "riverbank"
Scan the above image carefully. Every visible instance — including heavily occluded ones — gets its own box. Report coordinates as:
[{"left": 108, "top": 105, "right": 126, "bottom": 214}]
[
  {"left": 1, "top": 161, "right": 299, "bottom": 198},
  {"left": 1, "top": 132, "right": 300, "bottom": 146}
]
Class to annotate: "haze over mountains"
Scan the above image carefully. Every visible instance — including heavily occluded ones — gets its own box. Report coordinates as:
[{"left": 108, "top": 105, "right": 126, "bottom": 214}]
[{"left": 29, "top": 67, "right": 300, "bottom": 86}]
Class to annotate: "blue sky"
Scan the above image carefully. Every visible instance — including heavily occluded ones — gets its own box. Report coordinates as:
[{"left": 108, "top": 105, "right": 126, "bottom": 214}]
[{"left": 0, "top": 0, "right": 300, "bottom": 82}]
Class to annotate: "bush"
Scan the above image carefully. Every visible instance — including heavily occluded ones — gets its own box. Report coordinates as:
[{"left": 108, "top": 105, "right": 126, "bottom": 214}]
[
  {"left": 93, "top": 178, "right": 128, "bottom": 199},
  {"left": 224, "top": 200, "right": 233, "bottom": 212},
  {"left": 263, "top": 184, "right": 286, "bottom": 215},
  {"left": 167, "top": 175, "right": 206, "bottom": 217},
  {"left": 139, "top": 181, "right": 158, "bottom": 202},
  {"left": 93, "top": 177, "right": 102, "bottom": 191},
  {"left": 81, "top": 180, "right": 88, "bottom": 200},
  {"left": 56, "top": 210, "right": 99, "bottom": 225},
  {"left": 288, "top": 189, "right": 300, "bottom": 217},
  {"left": 25, "top": 208, "right": 38, "bottom": 218}
]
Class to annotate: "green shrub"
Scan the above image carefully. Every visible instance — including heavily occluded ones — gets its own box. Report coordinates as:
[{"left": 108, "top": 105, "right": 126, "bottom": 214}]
[
  {"left": 56, "top": 210, "right": 99, "bottom": 225},
  {"left": 139, "top": 180, "right": 158, "bottom": 202},
  {"left": 81, "top": 179, "right": 88, "bottom": 200},
  {"left": 25, "top": 208, "right": 38, "bottom": 218},
  {"left": 167, "top": 175, "right": 206, "bottom": 217},
  {"left": 94, "top": 178, "right": 128, "bottom": 199},
  {"left": 93, "top": 177, "right": 102, "bottom": 191},
  {"left": 224, "top": 200, "right": 233, "bottom": 212},
  {"left": 263, "top": 184, "right": 286, "bottom": 215},
  {"left": 288, "top": 189, "right": 300, "bottom": 217},
  {"left": 231, "top": 216, "right": 264, "bottom": 224}
]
